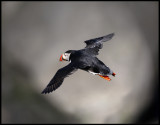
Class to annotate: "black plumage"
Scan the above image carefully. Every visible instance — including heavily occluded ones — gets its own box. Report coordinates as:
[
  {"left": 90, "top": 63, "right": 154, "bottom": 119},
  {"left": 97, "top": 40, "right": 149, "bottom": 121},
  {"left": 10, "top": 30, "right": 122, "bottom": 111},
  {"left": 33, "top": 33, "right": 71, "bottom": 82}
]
[
  {"left": 42, "top": 33, "right": 116, "bottom": 94},
  {"left": 41, "top": 63, "right": 77, "bottom": 94}
]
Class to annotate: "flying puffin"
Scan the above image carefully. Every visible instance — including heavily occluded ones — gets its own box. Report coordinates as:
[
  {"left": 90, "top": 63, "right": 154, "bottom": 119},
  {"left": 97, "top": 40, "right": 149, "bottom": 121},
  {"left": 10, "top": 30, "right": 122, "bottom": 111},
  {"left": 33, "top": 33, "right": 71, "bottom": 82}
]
[{"left": 42, "top": 33, "right": 116, "bottom": 94}]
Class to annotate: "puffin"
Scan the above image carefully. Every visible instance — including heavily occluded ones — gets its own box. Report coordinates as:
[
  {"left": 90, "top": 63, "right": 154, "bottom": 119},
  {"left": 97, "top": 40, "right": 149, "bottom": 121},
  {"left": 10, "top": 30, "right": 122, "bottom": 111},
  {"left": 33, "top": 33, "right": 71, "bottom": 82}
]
[{"left": 42, "top": 33, "right": 116, "bottom": 94}]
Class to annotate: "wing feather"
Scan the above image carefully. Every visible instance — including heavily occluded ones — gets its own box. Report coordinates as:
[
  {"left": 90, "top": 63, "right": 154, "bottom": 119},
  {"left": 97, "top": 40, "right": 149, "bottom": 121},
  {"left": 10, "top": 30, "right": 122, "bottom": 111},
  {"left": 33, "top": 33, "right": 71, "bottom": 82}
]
[
  {"left": 84, "top": 33, "right": 114, "bottom": 55},
  {"left": 41, "top": 63, "right": 77, "bottom": 94}
]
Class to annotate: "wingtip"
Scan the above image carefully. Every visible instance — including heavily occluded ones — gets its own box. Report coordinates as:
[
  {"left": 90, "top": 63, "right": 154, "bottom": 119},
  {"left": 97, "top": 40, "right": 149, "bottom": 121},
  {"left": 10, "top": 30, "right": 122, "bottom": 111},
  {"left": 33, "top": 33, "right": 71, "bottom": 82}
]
[
  {"left": 41, "top": 91, "right": 49, "bottom": 94},
  {"left": 111, "top": 33, "right": 115, "bottom": 36},
  {"left": 41, "top": 87, "right": 55, "bottom": 94},
  {"left": 41, "top": 88, "right": 48, "bottom": 94},
  {"left": 111, "top": 32, "right": 115, "bottom": 35},
  {"left": 101, "top": 33, "right": 115, "bottom": 42},
  {"left": 41, "top": 90, "right": 45, "bottom": 94},
  {"left": 107, "top": 33, "right": 115, "bottom": 37}
]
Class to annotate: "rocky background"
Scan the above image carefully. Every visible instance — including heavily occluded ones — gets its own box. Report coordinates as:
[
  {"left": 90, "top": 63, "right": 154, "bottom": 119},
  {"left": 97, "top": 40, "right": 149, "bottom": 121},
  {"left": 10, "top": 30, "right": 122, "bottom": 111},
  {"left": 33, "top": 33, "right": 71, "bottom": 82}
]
[{"left": 2, "top": 2, "right": 159, "bottom": 124}]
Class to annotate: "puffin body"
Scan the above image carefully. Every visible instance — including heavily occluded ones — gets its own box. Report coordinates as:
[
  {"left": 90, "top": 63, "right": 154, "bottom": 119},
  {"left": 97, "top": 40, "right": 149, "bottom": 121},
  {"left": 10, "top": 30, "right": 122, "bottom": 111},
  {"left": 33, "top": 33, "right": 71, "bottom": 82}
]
[
  {"left": 42, "top": 33, "right": 116, "bottom": 94},
  {"left": 69, "top": 50, "right": 112, "bottom": 75}
]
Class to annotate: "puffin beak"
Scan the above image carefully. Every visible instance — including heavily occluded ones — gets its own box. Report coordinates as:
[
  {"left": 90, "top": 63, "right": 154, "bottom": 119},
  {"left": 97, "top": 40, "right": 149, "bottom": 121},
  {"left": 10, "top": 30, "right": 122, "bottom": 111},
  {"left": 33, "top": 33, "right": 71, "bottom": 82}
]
[{"left": 59, "top": 54, "right": 63, "bottom": 61}]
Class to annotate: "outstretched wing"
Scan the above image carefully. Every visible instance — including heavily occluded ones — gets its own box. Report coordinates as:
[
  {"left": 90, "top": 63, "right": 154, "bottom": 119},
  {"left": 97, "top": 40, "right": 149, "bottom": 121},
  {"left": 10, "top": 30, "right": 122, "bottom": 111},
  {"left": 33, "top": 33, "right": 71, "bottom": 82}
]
[
  {"left": 41, "top": 63, "right": 77, "bottom": 94},
  {"left": 84, "top": 33, "right": 114, "bottom": 55}
]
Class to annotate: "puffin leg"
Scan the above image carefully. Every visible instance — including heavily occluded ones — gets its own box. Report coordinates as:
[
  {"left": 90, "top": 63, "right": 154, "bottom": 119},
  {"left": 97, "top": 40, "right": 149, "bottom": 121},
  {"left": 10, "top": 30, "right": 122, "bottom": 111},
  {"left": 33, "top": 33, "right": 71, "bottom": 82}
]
[{"left": 99, "top": 75, "right": 111, "bottom": 81}]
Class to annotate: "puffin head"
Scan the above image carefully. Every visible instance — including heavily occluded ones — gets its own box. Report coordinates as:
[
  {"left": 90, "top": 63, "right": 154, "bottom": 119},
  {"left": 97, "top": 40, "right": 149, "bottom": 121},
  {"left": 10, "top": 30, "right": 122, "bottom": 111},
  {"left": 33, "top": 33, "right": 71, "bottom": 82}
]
[{"left": 59, "top": 50, "right": 73, "bottom": 62}]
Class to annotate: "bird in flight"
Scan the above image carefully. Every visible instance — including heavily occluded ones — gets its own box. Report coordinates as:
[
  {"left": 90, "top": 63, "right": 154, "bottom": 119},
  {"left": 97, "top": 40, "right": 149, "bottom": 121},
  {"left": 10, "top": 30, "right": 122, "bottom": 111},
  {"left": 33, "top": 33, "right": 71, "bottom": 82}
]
[{"left": 42, "top": 33, "right": 116, "bottom": 94}]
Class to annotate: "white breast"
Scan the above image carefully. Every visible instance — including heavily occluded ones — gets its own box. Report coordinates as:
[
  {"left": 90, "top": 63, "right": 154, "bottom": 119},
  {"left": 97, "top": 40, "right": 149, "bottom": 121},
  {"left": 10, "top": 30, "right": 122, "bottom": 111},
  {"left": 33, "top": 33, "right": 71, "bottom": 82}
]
[{"left": 88, "top": 70, "right": 99, "bottom": 75}]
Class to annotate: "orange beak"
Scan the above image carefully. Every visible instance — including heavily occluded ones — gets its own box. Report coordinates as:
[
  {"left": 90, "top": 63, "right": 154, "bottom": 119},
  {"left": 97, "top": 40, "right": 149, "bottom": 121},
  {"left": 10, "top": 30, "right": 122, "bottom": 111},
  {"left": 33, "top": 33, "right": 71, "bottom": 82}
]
[{"left": 59, "top": 54, "right": 63, "bottom": 61}]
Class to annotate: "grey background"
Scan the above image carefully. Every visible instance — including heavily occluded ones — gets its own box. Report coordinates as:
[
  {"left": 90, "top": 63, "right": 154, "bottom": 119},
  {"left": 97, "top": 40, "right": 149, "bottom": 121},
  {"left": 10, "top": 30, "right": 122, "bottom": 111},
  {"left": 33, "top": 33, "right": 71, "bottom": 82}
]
[{"left": 2, "top": 2, "right": 159, "bottom": 124}]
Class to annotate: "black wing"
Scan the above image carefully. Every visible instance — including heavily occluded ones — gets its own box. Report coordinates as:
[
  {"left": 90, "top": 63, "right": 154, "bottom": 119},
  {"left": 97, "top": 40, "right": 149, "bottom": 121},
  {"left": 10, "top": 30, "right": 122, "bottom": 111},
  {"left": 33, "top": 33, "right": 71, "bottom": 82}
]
[
  {"left": 41, "top": 63, "right": 77, "bottom": 94},
  {"left": 84, "top": 33, "right": 114, "bottom": 55}
]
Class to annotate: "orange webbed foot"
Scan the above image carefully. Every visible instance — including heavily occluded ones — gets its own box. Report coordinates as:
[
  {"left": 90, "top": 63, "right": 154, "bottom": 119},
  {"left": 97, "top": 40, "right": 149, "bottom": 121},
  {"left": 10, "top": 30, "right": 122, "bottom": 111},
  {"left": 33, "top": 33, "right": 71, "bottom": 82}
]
[
  {"left": 112, "top": 72, "right": 116, "bottom": 77},
  {"left": 99, "top": 75, "right": 111, "bottom": 81}
]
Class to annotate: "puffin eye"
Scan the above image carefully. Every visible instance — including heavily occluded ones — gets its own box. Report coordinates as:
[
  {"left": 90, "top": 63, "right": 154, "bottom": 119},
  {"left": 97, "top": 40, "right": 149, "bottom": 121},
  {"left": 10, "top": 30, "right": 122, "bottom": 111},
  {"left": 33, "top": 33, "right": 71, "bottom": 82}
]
[{"left": 64, "top": 53, "right": 68, "bottom": 56}]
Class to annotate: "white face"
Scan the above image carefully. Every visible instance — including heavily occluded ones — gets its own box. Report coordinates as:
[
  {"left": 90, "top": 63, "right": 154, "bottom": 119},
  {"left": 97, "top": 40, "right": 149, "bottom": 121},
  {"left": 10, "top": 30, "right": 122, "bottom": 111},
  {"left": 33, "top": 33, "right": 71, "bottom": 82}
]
[{"left": 62, "top": 53, "right": 71, "bottom": 61}]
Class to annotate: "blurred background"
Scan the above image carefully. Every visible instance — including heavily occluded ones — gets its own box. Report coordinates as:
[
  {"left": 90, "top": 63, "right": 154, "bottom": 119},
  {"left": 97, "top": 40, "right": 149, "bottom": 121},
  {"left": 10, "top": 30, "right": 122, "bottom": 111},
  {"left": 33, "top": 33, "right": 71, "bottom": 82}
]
[{"left": 2, "top": 1, "right": 159, "bottom": 124}]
